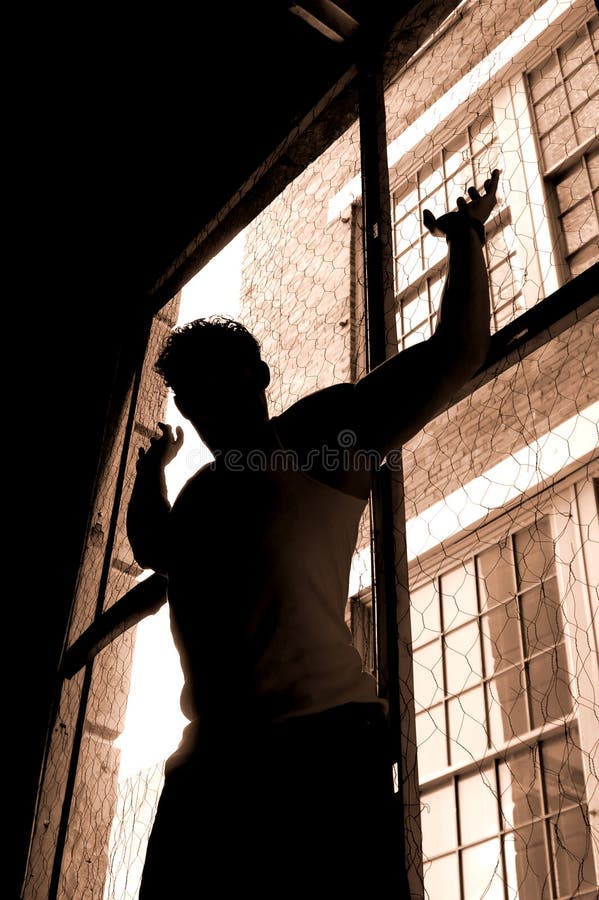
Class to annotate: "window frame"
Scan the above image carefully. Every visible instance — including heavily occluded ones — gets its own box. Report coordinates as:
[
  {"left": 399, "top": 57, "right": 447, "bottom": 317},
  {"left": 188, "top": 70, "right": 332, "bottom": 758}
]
[
  {"left": 524, "top": 14, "right": 599, "bottom": 283},
  {"left": 386, "top": 7, "right": 599, "bottom": 348},
  {"left": 407, "top": 471, "right": 599, "bottom": 880}
]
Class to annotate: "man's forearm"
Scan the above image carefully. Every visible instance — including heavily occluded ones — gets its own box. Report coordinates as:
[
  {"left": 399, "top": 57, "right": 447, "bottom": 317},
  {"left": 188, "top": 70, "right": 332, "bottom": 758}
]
[
  {"left": 127, "top": 466, "right": 170, "bottom": 570},
  {"left": 433, "top": 222, "right": 491, "bottom": 372}
]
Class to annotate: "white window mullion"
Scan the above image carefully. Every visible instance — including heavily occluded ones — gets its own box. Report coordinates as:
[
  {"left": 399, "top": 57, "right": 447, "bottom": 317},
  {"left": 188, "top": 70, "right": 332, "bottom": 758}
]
[
  {"left": 493, "top": 78, "right": 564, "bottom": 306},
  {"left": 551, "top": 477, "right": 599, "bottom": 876}
]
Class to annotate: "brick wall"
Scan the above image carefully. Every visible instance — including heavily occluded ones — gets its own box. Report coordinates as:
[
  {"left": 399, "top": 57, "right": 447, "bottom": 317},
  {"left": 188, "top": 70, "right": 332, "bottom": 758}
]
[
  {"left": 384, "top": 0, "right": 542, "bottom": 147},
  {"left": 240, "top": 145, "right": 360, "bottom": 413},
  {"left": 402, "top": 310, "right": 599, "bottom": 520}
]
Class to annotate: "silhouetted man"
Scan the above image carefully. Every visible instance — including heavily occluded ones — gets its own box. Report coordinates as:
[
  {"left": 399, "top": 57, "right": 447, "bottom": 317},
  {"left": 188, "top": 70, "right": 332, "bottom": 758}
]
[{"left": 128, "top": 171, "right": 499, "bottom": 897}]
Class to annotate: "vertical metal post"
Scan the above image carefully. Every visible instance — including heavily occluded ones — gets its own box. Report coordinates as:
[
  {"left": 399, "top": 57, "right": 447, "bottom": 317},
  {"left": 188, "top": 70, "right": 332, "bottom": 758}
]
[{"left": 358, "top": 52, "right": 424, "bottom": 898}]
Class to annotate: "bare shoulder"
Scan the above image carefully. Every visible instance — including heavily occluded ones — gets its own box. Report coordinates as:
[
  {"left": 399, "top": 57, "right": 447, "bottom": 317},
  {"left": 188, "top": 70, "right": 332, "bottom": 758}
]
[
  {"left": 274, "top": 383, "right": 357, "bottom": 448},
  {"left": 274, "top": 383, "right": 372, "bottom": 500}
]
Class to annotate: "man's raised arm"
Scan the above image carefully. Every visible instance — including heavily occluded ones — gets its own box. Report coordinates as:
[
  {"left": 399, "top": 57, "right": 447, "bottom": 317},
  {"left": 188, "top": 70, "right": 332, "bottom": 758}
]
[
  {"left": 127, "top": 422, "right": 183, "bottom": 574},
  {"left": 353, "top": 169, "right": 500, "bottom": 459}
]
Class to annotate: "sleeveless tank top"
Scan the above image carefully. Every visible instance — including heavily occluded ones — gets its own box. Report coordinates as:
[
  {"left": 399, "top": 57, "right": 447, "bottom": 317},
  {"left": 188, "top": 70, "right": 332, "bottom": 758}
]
[{"left": 165, "top": 415, "right": 385, "bottom": 739}]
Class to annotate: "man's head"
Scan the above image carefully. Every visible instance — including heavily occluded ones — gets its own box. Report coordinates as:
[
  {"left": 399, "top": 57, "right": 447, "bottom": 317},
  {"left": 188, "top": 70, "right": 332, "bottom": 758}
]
[{"left": 155, "top": 316, "right": 270, "bottom": 448}]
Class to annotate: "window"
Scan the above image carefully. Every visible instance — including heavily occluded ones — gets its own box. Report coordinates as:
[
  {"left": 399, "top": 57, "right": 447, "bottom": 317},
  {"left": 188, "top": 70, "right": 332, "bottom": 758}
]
[
  {"left": 410, "top": 513, "right": 598, "bottom": 898},
  {"left": 350, "top": 512, "right": 598, "bottom": 899},
  {"left": 411, "top": 517, "right": 571, "bottom": 776},
  {"left": 421, "top": 726, "right": 597, "bottom": 900},
  {"left": 390, "top": 15, "right": 599, "bottom": 346},
  {"left": 350, "top": 596, "right": 375, "bottom": 677},
  {"left": 392, "top": 112, "right": 525, "bottom": 345},
  {"left": 528, "top": 16, "right": 599, "bottom": 278}
]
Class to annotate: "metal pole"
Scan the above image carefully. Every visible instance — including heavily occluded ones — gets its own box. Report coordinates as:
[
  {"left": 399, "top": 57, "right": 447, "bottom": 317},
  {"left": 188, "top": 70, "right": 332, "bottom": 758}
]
[{"left": 358, "top": 50, "right": 424, "bottom": 898}]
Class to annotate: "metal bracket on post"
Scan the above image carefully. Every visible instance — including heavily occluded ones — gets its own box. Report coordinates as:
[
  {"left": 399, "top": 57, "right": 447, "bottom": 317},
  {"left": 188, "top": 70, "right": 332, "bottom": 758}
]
[{"left": 357, "top": 47, "right": 424, "bottom": 899}]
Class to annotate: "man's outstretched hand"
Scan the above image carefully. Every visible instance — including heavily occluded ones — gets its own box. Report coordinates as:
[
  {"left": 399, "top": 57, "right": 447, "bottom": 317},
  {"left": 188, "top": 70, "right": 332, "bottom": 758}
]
[
  {"left": 423, "top": 168, "right": 500, "bottom": 239},
  {"left": 137, "top": 422, "right": 184, "bottom": 473}
]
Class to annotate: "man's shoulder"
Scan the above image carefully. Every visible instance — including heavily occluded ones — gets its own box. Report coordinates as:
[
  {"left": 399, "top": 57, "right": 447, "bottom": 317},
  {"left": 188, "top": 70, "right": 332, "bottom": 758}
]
[
  {"left": 276, "top": 382, "right": 356, "bottom": 439},
  {"left": 273, "top": 382, "right": 361, "bottom": 465},
  {"left": 275, "top": 382, "right": 371, "bottom": 499}
]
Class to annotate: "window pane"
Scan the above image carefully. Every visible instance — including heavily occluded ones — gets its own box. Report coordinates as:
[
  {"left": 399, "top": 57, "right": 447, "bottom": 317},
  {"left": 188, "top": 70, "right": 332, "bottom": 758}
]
[
  {"left": 473, "top": 142, "right": 501, "bottom": 183},
  {"left": 444, "top": 133, "right": 469, "bottom": 178},
  {"left": 499, "top": 747, "right": 543, "bottom": 826},
  {"left": 569, "top": 238, "right": 599, "bottom": 275},
  {"left": 477, "top": 542, "right": 514, "bottom": 609},
  {"left": 486, "top": 220, "right": 515, "bottom": 263},
  {"left": 404, "top": 324, "right": 430, "bottom": 347},
  {"left": 559, "top": 26, "right": 594, "bottom": 77},
  {"left": 555, "top": 160, "right": 591, "bottom": 213},
  {"left": 410, "top": 580, "right": 441, "bottom": 648},
  {"left": 469, "top": 112, "right": 496, "bottom": 156},
  {"left": 521, "top": 578, "right": 562, "bottom": 657},
  {"left": 416, "top": 706, "right": 447, "bottom": 779},
  {"left": 395, "top": 244, "right": 421, "bottom": 292},
  {"left": 422, "top": 228, "right": 446, "bottom": 270},
  {"left": 393, "top": 179, "right": 418, "bottom": 220},
  {"left": 419, "top": 160, "right": 443, "bottom": 199},
  {"left": 423, "top": 853, "right": 460, "bottom": 900},
  {"left": 514, "top": 518, "right": 555, "bottom": 590},
  {"left": 402, "top": 288, "right": 429, "bottom": 333},
  {"left": 461, "top": 838, "right": 504, "bottom": 900},
  {"left": 422, "top": 185, "right": 447, "bottom": 220},
  {"left": 566, "top": 58, "right": 599, "bottom": 109},
  {"left": 445, "top": 621, "right": 483, "bottom": 694},
  {"left": 533, "top": 84, "right": 568, "bottom": 136},
  {"left": 421, "top": 782, "right": 457, "bottom": 858},
  {"left": 395, "top": 212, "right": 421, "bottom": 248},
  {"left": 561, "top": 196, "right": 599, "bottom": 255},
  {"left": 350, "top": 599, "right": 374, "bottom": 676},
  {"left": 541, "top": 118, "right": 577, "bottom": 170},
  {"left": 488, "top": 667, "right": 529, "bottom": 744},
  {"left": 481, "top": 598, "right": 522, "bottom": 675},
  {"left": 448, "top": 687, "right": 487, "bottom": 765},
  {"left": 404, "top": 319, "right": 431, "bottom": 347},
  {"left": 542, "top": 732, "right": 587, "bottom": 813},
  {"left": 504, "top": 823, "right": 551, "bottom": 900},
  {"left": 551, "top": 807, "right": 598, "bottom": 897},
  {"left": 458, "top": 765, "right": 498, "bottom": 845},
  {"left": 445, "top": 167, "right": 472, "bottom": 210},
  {"left": 489, "top": 256, "right": 521, "bottom": 309},
  {"left": 529, "top": 644, "right": 572, "bottom": 728},
  {"left": 529, "top": 53, "right": 560, "bottom": 103},
  {"left": 414, "top": 640, "right": 444, "bottom": 708},
  {"left": 574, "top": 95, "right": 599, "bottom": 145},
  {"left": 441, "top": 561, "right": 478, "bottom": 630}
]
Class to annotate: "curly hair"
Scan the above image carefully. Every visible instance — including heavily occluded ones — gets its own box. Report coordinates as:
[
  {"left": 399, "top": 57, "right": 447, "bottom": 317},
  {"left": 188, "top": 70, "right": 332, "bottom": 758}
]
[{"left": 154, "top": 316, "right": 263, "bottom": 392}]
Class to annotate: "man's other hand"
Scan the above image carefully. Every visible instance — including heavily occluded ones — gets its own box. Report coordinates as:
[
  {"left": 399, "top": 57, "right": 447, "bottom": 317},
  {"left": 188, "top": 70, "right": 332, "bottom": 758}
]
[{"left": 137, "top": 423, "right": 184, "bottom": 472}]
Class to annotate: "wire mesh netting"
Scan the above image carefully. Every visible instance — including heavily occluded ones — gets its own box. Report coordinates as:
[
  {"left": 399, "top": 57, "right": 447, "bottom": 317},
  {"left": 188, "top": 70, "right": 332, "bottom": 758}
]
[
  {"left": 24, "top": 1, "right": 598, "bottom": 898},
  {"left": 385, "top": 3, "right": 599, "bottom": 897}
]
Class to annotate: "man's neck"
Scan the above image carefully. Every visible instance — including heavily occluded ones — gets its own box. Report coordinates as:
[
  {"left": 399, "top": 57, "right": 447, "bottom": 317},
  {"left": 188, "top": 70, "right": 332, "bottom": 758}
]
[{"left": 207, "top": 416, "right": 277, "bottom": 457}]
